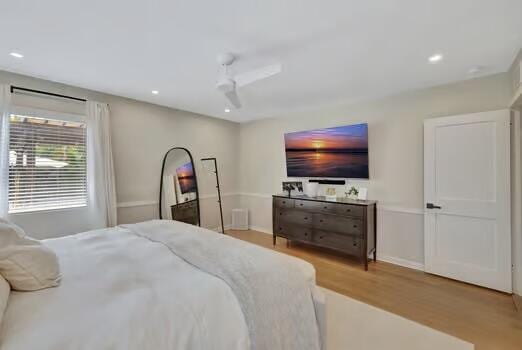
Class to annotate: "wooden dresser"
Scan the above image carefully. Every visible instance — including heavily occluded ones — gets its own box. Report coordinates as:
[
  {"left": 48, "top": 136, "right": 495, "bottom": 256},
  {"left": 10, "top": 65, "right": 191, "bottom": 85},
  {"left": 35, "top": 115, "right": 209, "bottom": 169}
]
[
  {"left": 272, "top": 194, "right": 377, "bottom": 270},
  {"left": 171, "top": 199, "right": 199, "bottom": 225}
]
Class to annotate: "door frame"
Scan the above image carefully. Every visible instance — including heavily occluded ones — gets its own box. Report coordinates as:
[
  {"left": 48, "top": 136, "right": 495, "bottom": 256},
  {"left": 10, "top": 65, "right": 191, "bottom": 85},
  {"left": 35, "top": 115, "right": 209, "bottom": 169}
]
[
  {"left": 511, "top": 109, "right": 522, "bottom": 296},
  {"left": 424, "top": 110, "right": 512, "bottom": 292}
]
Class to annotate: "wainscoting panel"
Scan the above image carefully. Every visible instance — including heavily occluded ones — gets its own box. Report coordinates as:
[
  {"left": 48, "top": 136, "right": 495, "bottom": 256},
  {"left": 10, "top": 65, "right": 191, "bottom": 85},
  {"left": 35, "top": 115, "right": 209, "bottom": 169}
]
[
  {"left": 117, "top": 202, "right": 158, "bottom": 225},
  {"left": 117, "top": 193, "right": 426, "bottom": 271},
  {"left": 238, "top": 192, "right": 273, "bottom": 231},
  {"left": 377, "top": 206, "right": 425, "bottom": 270},
  {"left": 238, "top": 193, "right": 425, "bottom": 270},
  {"left": 117, "top": 193, "right": 240, "bottom": 231}
]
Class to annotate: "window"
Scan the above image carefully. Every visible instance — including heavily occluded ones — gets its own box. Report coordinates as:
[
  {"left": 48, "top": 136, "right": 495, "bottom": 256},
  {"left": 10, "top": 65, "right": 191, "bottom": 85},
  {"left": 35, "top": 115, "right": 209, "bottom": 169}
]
[{"left": 8, "top": 113, "right": 87, "bottom": 213}]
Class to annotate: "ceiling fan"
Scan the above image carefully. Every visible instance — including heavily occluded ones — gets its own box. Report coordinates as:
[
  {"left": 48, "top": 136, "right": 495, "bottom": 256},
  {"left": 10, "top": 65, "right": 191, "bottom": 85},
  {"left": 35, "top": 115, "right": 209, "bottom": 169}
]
[{"left": 216, "top": 53, "right": 282, "bottom": 109}]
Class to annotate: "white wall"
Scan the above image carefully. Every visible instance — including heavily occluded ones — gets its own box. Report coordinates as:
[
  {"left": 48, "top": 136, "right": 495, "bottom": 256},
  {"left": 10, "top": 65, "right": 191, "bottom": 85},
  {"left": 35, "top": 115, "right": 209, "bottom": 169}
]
[
  {"left": 238, "top": 73, "right": 512, "bottom": 269},
  {"left": 0, "top": 68, "right": 518, "bottom": 281},
  {"left": 0, "top": 70, "right": 240, "bottom": 238},
  {"left": 509, "top": 49, "right": 521, "bottom": 95}
]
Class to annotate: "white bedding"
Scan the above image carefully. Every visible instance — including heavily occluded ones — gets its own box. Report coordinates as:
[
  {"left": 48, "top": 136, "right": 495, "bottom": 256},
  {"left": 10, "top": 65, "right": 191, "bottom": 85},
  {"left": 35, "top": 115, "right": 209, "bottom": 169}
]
[
  {"left": 0, "top": 221, "right": 323, "bottom": 350},
  {"left": 0, "top": 226, "right": 250, "bottom": 350},
  {"left": 125, "top": 220, "right": 321, "bottom": 350}
]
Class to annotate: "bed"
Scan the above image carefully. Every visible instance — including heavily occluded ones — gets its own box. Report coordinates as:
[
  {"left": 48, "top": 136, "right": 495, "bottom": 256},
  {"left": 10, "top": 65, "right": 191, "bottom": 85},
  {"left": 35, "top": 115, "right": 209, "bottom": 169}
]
[{"left": 0, "top": 220, "right": 325, "bottom": 350}]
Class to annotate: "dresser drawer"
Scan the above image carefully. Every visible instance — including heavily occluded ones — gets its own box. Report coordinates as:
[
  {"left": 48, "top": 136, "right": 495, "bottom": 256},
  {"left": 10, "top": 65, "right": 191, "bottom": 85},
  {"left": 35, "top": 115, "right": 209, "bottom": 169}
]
[
  {"left": 295, "top": 199, "right": 336, "bottom": 213},
  {"left": 314, "top": 214, "right": 363, "bottom": 236},
  {"left": 276, "top": 209, "right": 313, "bottom": 226},
  {"left": 334, "top": 204, "right": 364, "bottom": 218},
  {"left": 275, "top": 224, "right": 312, "bottom": 242},
  {"left": 172, "top": 208, "right": 196, "bottom": 220},
  {"left": 176, "top": 200, "right": 196, "bottom": 209},
  {"left": 274, "top": 197, "right": 294, "bottom": 209},
  {"left": 313, "top": 230, "right": 363, "bottom": 255}
]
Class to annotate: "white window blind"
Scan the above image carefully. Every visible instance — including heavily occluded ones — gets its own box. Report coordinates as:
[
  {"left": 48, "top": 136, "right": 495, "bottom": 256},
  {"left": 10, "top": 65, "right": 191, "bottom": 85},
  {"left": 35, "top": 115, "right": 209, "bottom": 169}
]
[{"left": 8, "top": 114, "right": 87, "bottom": 213}]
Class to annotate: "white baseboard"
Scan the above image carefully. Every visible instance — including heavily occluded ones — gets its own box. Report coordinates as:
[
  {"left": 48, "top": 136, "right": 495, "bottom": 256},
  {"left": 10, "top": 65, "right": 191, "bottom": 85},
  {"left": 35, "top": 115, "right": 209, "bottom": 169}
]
[
  {"left": 120, "top": 191, "right": 427, "bottom": 274},
  {"left": 513, "top": 293, "right": 522, "bottom": 314},
  {"left": 210, "top": 224, "right": 232, "bottom": 233},
  {"left": 377, "top": 255, "right": 424, "bottom": 271},
  {"left": 249, "top": 225, "right": 273, "bottom": 235},
  {"left": 244, "top": 224, "right": 425, "bottom": 271}
]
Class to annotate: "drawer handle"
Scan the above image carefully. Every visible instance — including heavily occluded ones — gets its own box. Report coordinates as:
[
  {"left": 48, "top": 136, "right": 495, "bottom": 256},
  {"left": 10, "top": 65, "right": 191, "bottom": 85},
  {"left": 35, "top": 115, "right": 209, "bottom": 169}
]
[
  {"left": 299, "top": 203, "right": 304, "bottom": 206},
  {"left": 346, "top": 209, "right": 351, "bottom": 212},
  {"left": 353, "top": 225, "right": 357, "bottom": 228},
  {"left": 319, "top": 219, "right": 324, "bottom": 223},
  {"left": 280, "top": 213, "right": 283, "bottom": 216},
  {"left": 304, "top": 233, "right": 308, "bottom": 236},
  {"left": 282, "top": 201, "right": 286, "bottom": 204},
  {"left": 323, "top": 206, "right": 328, "bottom": 209},
  {"left": 304, "top": 217, "right": 308, "bottom": 220},
  {"left": 319, "top": 236, "right": 324, "bottom": 239}
]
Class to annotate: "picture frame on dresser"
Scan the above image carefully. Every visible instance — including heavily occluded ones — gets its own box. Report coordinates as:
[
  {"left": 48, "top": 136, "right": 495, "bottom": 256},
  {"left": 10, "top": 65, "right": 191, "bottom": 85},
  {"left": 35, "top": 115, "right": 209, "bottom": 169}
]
[{"left": 272, "top": 194, "right": 377, "bottom": 270}]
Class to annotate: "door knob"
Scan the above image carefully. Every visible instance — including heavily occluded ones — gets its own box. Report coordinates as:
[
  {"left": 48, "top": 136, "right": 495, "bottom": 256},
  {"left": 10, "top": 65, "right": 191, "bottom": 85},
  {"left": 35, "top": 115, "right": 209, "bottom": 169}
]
[{"left": 426, "top": 203, "right": 442, "bottom": 209}]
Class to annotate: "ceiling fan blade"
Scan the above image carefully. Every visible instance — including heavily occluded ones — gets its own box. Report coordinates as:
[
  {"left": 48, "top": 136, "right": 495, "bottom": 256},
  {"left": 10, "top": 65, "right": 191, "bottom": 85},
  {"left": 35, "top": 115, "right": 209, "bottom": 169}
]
[
  {"left": 224, "top": 89, "right": 242, "bottom": 108},
  {"left": 235, "top": 63, "right": 282, "bottom": 88}
]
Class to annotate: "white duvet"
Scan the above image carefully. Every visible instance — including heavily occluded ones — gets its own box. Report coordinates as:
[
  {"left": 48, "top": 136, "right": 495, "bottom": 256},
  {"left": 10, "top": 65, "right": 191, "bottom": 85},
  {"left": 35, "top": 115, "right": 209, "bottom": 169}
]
[
  {"left": 0, "top": 221, "right": 322, "bottom": 350},
  {"left": 0, "top": 226, "right": 250, "bottom": 350}
]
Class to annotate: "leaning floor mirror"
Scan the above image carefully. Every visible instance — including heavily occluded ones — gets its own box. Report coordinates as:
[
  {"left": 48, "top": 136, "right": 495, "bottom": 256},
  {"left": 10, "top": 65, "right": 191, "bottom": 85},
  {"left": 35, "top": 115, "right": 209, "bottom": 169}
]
[{"left": 159, "top": 147, "right": 200, "bottom": 226}]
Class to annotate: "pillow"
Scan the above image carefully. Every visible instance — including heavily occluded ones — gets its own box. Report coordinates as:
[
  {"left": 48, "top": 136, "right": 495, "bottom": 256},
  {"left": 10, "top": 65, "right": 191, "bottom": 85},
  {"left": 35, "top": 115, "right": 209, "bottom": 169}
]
[
  {"left": 0, "top": 217, "right": 25, "bottom": 237},
  {"left": 0, "top": 218, "right": 61, "bottom": 291},
  {"left": 0, "top": 274, "right": 9, "bottom": 326}
]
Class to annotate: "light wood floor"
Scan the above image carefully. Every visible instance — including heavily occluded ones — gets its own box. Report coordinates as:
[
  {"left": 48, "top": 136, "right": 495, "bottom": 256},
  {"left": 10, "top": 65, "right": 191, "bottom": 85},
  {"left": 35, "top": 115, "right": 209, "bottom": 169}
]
[{"left": 227, "top": 229, "right": 522, "bottom": 350}]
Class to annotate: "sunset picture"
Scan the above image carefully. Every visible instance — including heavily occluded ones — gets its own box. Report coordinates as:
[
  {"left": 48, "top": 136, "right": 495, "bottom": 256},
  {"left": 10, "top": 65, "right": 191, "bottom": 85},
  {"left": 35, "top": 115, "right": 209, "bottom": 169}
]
[
  {"left": 284, "top": 123, "right": 369, "bottom": 178},
  {"left": 176, "top": 162, "right": 197, "bottom": 194}
]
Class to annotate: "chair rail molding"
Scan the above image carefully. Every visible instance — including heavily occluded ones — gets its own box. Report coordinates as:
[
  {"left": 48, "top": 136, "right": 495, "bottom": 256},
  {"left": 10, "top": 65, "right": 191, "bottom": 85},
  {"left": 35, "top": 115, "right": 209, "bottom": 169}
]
[{"left": 117, "top": 193, "right": 241, "bottom": 208}]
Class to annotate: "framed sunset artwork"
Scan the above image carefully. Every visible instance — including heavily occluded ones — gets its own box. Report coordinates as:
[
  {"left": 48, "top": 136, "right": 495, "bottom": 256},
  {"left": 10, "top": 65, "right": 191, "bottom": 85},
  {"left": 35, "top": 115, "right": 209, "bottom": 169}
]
[{"left": 284, "top": 123, "right": 369, "bottom": 179}]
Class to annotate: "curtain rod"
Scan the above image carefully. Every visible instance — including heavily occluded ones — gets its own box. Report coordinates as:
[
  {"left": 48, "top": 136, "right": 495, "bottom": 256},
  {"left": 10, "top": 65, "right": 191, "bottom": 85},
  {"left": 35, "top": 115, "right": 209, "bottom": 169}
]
[{"left": 10, "top": 85, "right": 87, "bottom": 103}]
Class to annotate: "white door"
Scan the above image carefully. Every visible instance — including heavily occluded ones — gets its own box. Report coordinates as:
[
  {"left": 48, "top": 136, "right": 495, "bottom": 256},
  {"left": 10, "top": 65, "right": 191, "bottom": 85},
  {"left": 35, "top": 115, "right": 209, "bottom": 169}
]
[{"left": 424, "top": 110, "right": 511, "bottom": 292}]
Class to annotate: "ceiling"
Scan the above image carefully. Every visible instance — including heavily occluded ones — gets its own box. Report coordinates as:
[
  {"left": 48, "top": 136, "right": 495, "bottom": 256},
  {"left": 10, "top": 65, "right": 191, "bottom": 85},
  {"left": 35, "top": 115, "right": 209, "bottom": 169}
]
[{"left": 1, "top": 1, "right": 521, "bottom": 123}]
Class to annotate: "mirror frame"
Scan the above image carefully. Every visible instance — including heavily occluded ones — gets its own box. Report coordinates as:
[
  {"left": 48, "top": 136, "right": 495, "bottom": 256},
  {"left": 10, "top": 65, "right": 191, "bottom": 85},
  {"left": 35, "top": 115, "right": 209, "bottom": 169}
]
[{"left": 158, "top": 146, "right": 201, "bottom": 225}]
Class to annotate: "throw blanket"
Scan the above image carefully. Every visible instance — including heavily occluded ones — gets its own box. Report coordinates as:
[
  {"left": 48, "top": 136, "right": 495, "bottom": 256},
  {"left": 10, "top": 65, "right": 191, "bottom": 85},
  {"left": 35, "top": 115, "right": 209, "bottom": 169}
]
[{"left": 124, "top": 220, "right": 321, "bottom": 350}]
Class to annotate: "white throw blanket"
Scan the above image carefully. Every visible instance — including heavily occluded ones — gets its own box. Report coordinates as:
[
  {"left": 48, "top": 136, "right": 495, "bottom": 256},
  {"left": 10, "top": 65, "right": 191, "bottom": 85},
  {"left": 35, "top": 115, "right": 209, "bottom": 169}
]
[{"left": 124, "top": 220, "right": 321, "bottom": 350}]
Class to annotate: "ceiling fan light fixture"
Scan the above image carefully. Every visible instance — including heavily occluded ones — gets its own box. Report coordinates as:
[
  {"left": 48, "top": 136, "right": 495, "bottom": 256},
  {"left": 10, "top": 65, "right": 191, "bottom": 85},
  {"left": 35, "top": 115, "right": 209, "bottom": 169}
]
[
  {"left": 217, "top": 53, "right": 236, "bottom": 66},
  {"left": 428, "top": 53, "right": 443, "bottom": 63},
  {"left": 215, "top": 52, "right": 282, "bottom": 110},
  {"left": 216, "top": 77, "right": 236, "bottom": 93},
  {"left": 9, "top": 52, "right": 24, "bottom": 58}
]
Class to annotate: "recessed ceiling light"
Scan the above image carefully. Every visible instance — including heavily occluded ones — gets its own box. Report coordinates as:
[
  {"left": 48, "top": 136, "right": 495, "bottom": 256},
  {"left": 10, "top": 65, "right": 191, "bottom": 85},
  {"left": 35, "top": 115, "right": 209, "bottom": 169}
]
[
  {"left": 224, "top": 108, "right": 231, "bottom": 113},
  {"left": 151, "top": 90, "right": 159, "bottom": 95},
  {"left": 428, "top": 53, "right": 443, "bottom": 63},
  {"left": 9, "top": 52, "right": 24, "bottom": 58}
]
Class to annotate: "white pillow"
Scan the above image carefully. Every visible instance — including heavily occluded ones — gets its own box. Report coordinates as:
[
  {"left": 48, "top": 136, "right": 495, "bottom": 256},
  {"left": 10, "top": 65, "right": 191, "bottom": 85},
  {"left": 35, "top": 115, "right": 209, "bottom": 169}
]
[
  {"left": 0, "top": 274, "right": 9, "bottom": 327},
  {"left": 0, "top": 218, "right": 61, "bottom": 291}
]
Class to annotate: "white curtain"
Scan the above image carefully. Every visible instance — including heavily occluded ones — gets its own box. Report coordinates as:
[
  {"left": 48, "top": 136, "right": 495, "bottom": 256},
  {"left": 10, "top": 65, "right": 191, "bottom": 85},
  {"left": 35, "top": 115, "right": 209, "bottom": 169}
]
[
  {"left": 86, "top": 101, "right": 117, "bottom": 227},
  {"left": 0, "top": 85, "right": 11, "bottom": 218}
]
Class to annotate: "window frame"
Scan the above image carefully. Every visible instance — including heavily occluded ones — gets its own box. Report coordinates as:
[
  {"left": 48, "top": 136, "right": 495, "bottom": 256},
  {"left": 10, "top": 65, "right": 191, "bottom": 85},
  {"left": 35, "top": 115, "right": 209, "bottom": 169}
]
[{"left": 7, "top": 106, "right": 89, "bottom": 215}]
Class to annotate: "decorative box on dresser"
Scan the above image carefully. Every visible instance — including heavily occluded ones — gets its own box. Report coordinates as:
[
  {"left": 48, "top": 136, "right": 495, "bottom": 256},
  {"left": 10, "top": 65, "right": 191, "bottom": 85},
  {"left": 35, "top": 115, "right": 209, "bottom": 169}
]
[{"left": 272, "top": 194, "right": 377, "bottom": 270}]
